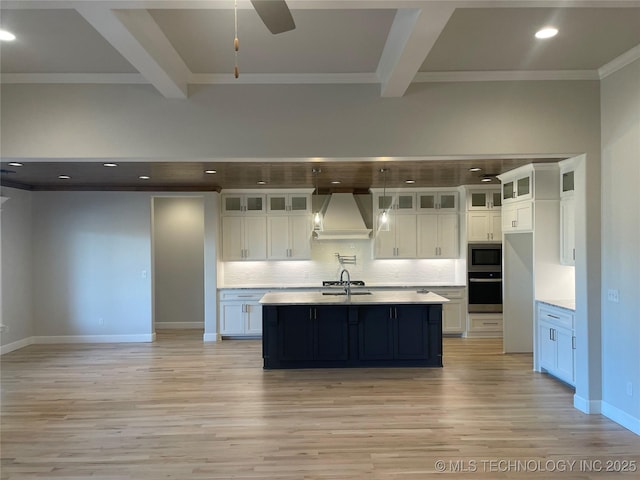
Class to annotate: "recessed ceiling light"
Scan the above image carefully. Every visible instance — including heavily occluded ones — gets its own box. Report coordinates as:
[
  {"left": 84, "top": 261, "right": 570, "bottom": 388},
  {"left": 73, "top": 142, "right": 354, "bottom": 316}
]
[
  {"left": 8, "top": 162, "right": 23, "bottom": 167},
  {"left": 204, "top": 170, "right": 217, "bottom": 174},
  {"left": 535, "top": 27, "right": 558, "bottom": 39},
  {"left": 469, "top": 167, "right": 482, "bottom": 172},
  {"left": 331, "top": 180, "right": 341, "bottom": 184},
  {"left": 0, "top": 30, "right": 16, "bottom": 42},
  {"left": 103, "top": 163, "right": 118, "bottom": 167},
  {"left": 58, "top": 175, "right": 71, "bottom": 180},
  {"left": 405, "top": 180, "right": 416, "bottom": 184},
  {"left": 481, "top": 178, "right": 493, "bottom": 183},
  {"left": 257, "top": 180, "right": 267, "bottom": 185},
  {"left": 139, "top": 175, "right": 150, "bottom": 180}
]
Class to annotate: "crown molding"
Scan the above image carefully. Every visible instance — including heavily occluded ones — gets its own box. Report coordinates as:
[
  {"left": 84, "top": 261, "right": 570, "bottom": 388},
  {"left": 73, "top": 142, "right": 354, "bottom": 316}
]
[{"left": 598, "top": 43, "right": 640, "bottom": 79}]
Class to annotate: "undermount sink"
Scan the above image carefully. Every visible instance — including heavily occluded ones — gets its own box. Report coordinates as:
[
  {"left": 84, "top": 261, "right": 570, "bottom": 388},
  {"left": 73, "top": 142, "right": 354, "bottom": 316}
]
[{"left": 322, "top": 291, "right": 373, "bottom": 296}]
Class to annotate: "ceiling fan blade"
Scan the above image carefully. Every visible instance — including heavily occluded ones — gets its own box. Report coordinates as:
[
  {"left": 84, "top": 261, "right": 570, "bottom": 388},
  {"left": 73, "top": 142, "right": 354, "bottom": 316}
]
[{"left": 250, "top": 0, "right": 296, "bottom": 34}]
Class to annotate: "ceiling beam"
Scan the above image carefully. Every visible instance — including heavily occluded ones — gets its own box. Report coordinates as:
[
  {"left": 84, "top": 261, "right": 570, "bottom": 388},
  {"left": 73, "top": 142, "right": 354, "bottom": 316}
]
[
  {"left": 377, "top": 5, "right": 454, "bottom": 97},
  {"left": 76, "top": 6, "right": 189, "bottom": 98}
]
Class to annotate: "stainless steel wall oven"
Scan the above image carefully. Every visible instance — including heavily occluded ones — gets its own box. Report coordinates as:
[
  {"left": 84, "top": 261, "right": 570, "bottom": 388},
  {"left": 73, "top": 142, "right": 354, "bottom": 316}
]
[{"left": 468, "top": 243, "right": 502, "bottom": 313}]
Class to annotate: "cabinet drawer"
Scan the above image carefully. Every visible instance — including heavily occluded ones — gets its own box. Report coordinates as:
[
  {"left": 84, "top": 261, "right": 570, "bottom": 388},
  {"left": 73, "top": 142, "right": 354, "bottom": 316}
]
[
  {"left": 469, "top": 316, "right": 503, "bottom": 331},
  {"left": 538, "top": 305, "right": 574, "bottom": 330},
  {"left": 219, "top": 290, "right": 267, "bottom": 301}
]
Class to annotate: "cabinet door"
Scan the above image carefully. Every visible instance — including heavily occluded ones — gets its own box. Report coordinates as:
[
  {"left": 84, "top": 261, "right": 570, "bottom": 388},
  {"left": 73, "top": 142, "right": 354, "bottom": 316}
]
[
  {"left": 358, "top": 306, "right": 394, "bottom": 360},
  {"left": 243, "top": 216, "right": 267, "bottom": 260},
  {"left": 417, "top": 215, "right": 439, "bottom": 258},
  {"left": 395, "top": 306, "right": 428, "bottom": 359},
  {"left": 220, "top": 303, "right": 245, "bottom": 335},
  {"left": 267, "top": 216, "right": 290, "bottom": 259},
  {"left": 315, "top": 306, "right": 349, "bottom": 361},
  {"left": 514, "top": 202, "right": 533, "bottom": 231},
  {"left": 222, "top": 195, "right": 244, "bottom": 215},
  {"left": 417, "top": 193, "right": 437, "bottom": 211},
  {"left": 245, "top": 302, "right": 262, "bottom": 335},
  {"left": 267, "top": 194, "right": 288, "bottom": 214},
  {"left": 288, "top": 215, "right": 311, "bottom": 259},
  {"left": 538, "top": 321, "right": 556, "bottom": 373},
  {"left": 437, "top": 214, "right": 458, "bottom": 258},
  {"left": 468, "top": 212, "right": 491, "bottom": 242},
  {"left": 394, "top": 215, "right": 417, "bottom": 258},
  {"left": 469, "top": 191, "right": 490, "bottom": 210},
  {"left": 278, "top": 306, "right": 314, "bottom": 361},
  {"left": 395, "top": 193, "right": 416, "bottom": 212},
  {"left": 289, "top": 195, "right": 309, "bottom": 214},
  {"left": 555, "top": 327, "right": 575, "bottom": 384},
  {"left": 491, "top": 191, "right": 502, "bottom": 208},
  {"left": 374, "top": 219, "right": 397, "bottom": 258},
  {"left": 490, "top": 211, "right": 502, "bottom": 241},
  {"left": 245, "top": 195, "right": 265, "bottom": 213},
  {"left": 437, "top": 192, "right": 458, "bottom": 211},
  {"left": 442, "top": 301, "right": 463, "bottom": 334},
  {"left": 560, "top": 199, "right": 575, "bottom": 265},
  {"left": 503, "top": 181, "right": 515, "bottom": 201},
  {"left": 516, "top": 175, "right": 531, "bottom": 199},
  {"left": 222, "top": 216, "right": 244, "bottom": 261}
]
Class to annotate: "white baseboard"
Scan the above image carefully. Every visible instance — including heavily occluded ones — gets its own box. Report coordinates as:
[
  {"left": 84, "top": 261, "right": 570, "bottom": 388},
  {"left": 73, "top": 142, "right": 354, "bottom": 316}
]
[
  {"left": 34, "top": 334, "right": 155, "bottom": 344},
  {"left": 601, "top": 402, "right": 640, "bottom": 436},
  {"left": 574, "top": 394, "right": 602, "bottom": 414},
  {"left": 203, "top": 332, "right": 220, "bottom": 342},
  {"left": 155, "top": 322, "right": 204, "bottom": 329},
  {"left": 1, "top": 336, "right": 35, "bottom": 355}
]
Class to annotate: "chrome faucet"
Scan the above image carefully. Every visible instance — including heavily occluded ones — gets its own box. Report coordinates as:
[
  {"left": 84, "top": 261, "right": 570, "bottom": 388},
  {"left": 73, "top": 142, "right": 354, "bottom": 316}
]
[{"left": 340, "top": 268, "right": 351, "bottom": 296}]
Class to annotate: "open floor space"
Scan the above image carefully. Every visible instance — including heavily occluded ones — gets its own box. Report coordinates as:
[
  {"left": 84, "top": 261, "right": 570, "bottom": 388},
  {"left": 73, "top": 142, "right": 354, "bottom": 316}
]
[{"left": 1, "top": 332, "right": 639, "bottom": 479}]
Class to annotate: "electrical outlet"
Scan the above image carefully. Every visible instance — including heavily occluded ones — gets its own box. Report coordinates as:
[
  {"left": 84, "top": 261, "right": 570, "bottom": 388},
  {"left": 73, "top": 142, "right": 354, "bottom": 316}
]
[
  {"left": 607, "top": 289, "right": 619, "bottom": 303},
  {"left": 627, "top": 382, "right": 633, "bottom": 397}
]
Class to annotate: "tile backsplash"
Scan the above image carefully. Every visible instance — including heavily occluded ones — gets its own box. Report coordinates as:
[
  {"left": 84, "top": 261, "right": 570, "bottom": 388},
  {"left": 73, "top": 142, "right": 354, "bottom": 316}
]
[{"left": 221, "top": 239, "right": 466, "bottom": 287}]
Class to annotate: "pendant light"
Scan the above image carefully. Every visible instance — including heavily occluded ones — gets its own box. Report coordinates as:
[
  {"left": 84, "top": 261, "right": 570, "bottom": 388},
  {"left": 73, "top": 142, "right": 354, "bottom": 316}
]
[
  {"left": 312, "top": 168, "right": 323, "bottom": 231},
  {"left": 379, "top": 168, "right": 390, "bottom": 231}
]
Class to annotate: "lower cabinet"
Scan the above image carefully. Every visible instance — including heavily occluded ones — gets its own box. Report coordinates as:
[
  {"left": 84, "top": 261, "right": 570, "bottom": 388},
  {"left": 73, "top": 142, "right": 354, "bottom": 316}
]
[
  {"left": 219, "top": 290, "right": 266, "bottom": 337},
  {"left": 263, "top": 303, "right": 443, "bottom": 369},
  {"left": 430, "top": 288, "right": 465, "bottom": 335},
  {"left": 536, "top": 303, "right": 575, "bottom": 386}
]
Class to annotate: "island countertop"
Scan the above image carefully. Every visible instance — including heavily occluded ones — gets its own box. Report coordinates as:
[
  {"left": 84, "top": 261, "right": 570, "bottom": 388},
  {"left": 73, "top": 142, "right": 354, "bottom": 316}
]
[{"left": 259, "top": 290, "right": 449, "bottom": 305}]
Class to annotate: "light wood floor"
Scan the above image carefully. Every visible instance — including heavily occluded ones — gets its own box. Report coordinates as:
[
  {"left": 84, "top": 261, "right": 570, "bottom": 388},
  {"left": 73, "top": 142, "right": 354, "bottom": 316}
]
[{"left": 2, "top": 331, "right": 639, "bottom": 479}]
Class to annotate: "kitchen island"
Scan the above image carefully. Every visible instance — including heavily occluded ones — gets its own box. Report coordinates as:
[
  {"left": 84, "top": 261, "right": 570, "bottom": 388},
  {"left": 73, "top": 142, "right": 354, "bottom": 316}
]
[{"left": 260, "top": 291, "right": 449, "bottom": 369}]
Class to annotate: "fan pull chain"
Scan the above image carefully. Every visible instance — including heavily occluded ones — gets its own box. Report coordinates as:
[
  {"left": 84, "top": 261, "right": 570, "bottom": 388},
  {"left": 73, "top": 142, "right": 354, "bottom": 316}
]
[{"left": 234, "top": 0, "right": 239, "bottom": 78}]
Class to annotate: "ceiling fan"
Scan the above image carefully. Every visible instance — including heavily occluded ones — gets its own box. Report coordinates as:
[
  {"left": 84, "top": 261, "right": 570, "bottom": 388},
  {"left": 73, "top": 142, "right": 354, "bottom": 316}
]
[{"left": 250, "top": 0, "right": 296, "bottom": 34}]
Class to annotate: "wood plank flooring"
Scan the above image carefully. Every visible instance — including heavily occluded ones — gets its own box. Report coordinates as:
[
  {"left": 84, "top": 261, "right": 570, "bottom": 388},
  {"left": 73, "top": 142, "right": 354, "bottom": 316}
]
[{"left": 2, "top": 331, "right": 639, "bottom": 479}]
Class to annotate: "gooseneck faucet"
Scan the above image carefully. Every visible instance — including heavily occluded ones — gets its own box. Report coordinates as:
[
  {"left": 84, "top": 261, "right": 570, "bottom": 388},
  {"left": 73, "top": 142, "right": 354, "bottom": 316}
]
[{"left": 340, "top": 268, "right": 351, "bottom": 296}]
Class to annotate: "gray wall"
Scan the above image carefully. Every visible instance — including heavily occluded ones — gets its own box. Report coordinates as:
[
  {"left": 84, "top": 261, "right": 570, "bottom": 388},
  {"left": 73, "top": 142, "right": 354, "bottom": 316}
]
[
  {"left": 601, "top": 58, "right": 640, "bottom": 432},
  {"left": 153, "top": 197, "right": 204, "bottom": 327}
]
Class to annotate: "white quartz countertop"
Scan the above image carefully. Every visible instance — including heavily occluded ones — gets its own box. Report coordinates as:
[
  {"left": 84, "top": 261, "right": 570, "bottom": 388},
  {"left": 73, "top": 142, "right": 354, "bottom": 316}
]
[
  {"left": 537, "top": 299, "right": 576, "bottom": 311},
  {"left": 260, "top": 290, "right": 450, "bottom": 306},
  {"left": 220, "top": 283, "right": 466, "bottom": 290}
]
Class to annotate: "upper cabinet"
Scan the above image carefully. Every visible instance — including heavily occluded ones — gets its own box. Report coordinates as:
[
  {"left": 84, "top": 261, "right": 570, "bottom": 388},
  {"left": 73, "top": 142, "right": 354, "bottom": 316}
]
[
  {"left": 558, "top": 158, "right": 577, "bottom": 265},
  {"left": 222, "top": 193, "right": 266, "bottom": 215},
  {"left": 417, "top": 191, "right": 458, "bottom": 212},
  {"left": 501, "top": 172, "right": 532, "bottom": 203},
  {"left": 267, "top": 193, "right": 311, "bottom": 215},
  {"left": 467, "top": 189, "right": 501, "bottom": 210},
  {"left": 374, "top": 192, "right": 416, "bottom": 213}
]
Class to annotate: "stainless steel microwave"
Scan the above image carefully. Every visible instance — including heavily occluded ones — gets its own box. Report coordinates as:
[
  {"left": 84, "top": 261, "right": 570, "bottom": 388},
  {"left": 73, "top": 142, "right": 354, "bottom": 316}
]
[{"left": 468, "top": 243, "right": 502, "bottom": 272}]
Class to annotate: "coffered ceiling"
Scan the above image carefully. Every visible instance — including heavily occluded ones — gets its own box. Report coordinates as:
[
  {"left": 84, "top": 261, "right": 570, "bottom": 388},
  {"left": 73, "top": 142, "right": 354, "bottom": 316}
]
[{"left": 1, "top": 1, "right": 639, "bottom": 190}]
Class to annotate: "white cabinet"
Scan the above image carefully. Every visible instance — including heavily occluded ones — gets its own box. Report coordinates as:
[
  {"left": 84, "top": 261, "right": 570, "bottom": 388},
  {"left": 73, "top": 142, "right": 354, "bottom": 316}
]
[
  {"left": 467, "top": 313, "right": 503, "bottom": 337},
  {"left": 222, "top": 193, "right": 266, "bottom": 215},
  {"left": 222, "top": 216, "right": 267, "bottom": 261},
  {"left": 467, "top": 190, "right": 501, "bottom": 211},
  {"left": 536, "top": 303, "right": 575, "bottom": 386},
  {"left": 560, "top": 198, "right": 575, "bottom": 265},
  {"left": 501, "top": 201, "right": 533, "bottom": 232},
  {"left": 430, "top": 288, "right": 466, "bottom": 335},
  {"left": 501, "top": 172, "right": 532, "bottom": 203},
  {"left": 468, "top": 211, "right": 502, "bottom": 242},
  {"left": 267, "top": 193, "right": 310, "bottom": 215},
  {"left": 375, "top": 214, "right": 417, "bottom": 258},
  {"left": 374, "top": 192, "right": 416, "bottom": 213},
  {"left": 417, "top": 191, "right": 458, "bottom": 212},
  {"left": 219, "top": 290, "right": 265, "bottom": 336},
  {"left": 267, "top": 215, "right": 311, "bottom": 260},
  {"left": 417, "top": 214, "right": 459, "bottom": 258}
]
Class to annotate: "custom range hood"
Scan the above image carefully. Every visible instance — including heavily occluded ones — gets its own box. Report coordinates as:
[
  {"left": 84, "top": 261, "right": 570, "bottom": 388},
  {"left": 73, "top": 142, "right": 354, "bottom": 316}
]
[{"left": 314, "top": 193, "right": 372, "bottom": 241}]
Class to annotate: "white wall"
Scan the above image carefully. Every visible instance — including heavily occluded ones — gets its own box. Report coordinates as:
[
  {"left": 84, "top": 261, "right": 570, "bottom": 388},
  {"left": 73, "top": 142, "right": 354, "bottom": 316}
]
[
  {"left": 32, "top": 192, "right": 154, "bottom": 339},
  {"left": 153, "top": 197, "right": 204, "bottom": 328},
  {"left": 0, "top": 187, "right": 34, "bottom": 352},
  {"left": 600, "top": 58, "right": 640, "bottom": 434}
]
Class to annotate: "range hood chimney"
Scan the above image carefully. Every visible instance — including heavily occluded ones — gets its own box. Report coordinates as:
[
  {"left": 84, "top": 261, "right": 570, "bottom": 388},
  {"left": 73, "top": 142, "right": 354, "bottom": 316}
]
[{"left": 314, "top": 193, "right": 372, "bottom": 241}]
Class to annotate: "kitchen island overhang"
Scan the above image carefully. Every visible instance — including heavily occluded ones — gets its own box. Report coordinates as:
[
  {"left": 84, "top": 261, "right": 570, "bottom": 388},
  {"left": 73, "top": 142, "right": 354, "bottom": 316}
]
[{"left": 260, "top": 291, "right": 449, "bottom": 369}]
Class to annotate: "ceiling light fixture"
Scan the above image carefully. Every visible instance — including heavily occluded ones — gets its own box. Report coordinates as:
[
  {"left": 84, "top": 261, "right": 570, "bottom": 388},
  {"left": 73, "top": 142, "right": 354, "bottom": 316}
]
[
  {"left": 257, "top": 180, "right": 267, "bottom": 185},
  {"left": 139, "top": 175, "right": 150, "bottom": 180},
  {"left": 58, "top": 175, "right": 71, "bottom": 179},
  {"left": 204, "top": 169, "right": 217, "bottom": 174},
  {"left": 481, "top": 177, "right": 493, "bottom": 183},
  {"left": 234, "top": 0, "right": 240, "bottom": 78},
  {"left": 405, "top": 179, "right": 415, "bottom": 184},
  {"left": 535, "top": 27, "right": 558, "bottom": 39},
  {"left": 469, "top": 167, "right": 482, "bottom": 172},
  {"left": 8, "top": 162, "right": 23, "bottom": 167},
  {"left": 103, "top": 163, "right": 118, "bottom": 167},
  {"left": 0, "top": 29, "right": 16, "bottom": 42},
  {"left": 312, "top": 168, "right": 323, "bottom": 231},
  {"left": 331, "top": 180, "right": 341, "bottom": 185}
]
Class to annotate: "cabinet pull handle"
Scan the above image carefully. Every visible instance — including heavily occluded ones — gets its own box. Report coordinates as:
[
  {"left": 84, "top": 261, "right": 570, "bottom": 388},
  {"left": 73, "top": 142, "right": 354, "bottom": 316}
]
[
  {"left": 484, "top": 322, "right": 499, "bottom": 325},
  {"left": 309, "top": 308, "right": 313, "bottom": 320},
  {"left": 572, "top": 336, "right": 576, "bottom": 349},
  {"left": 547, "top": 314, "right": 560, "bottom": 319},
  {"left": 389, "top": 307, "right": 393, "bottom": 319},
  {"left": 549, "top": 328, "right": 553, "bottom": 341},
  {"left": 395, "top": 307, "right": 398, "bottom": 319},
  {"left": 573, "top": 249, "right": 575, "bottom": 261}
]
